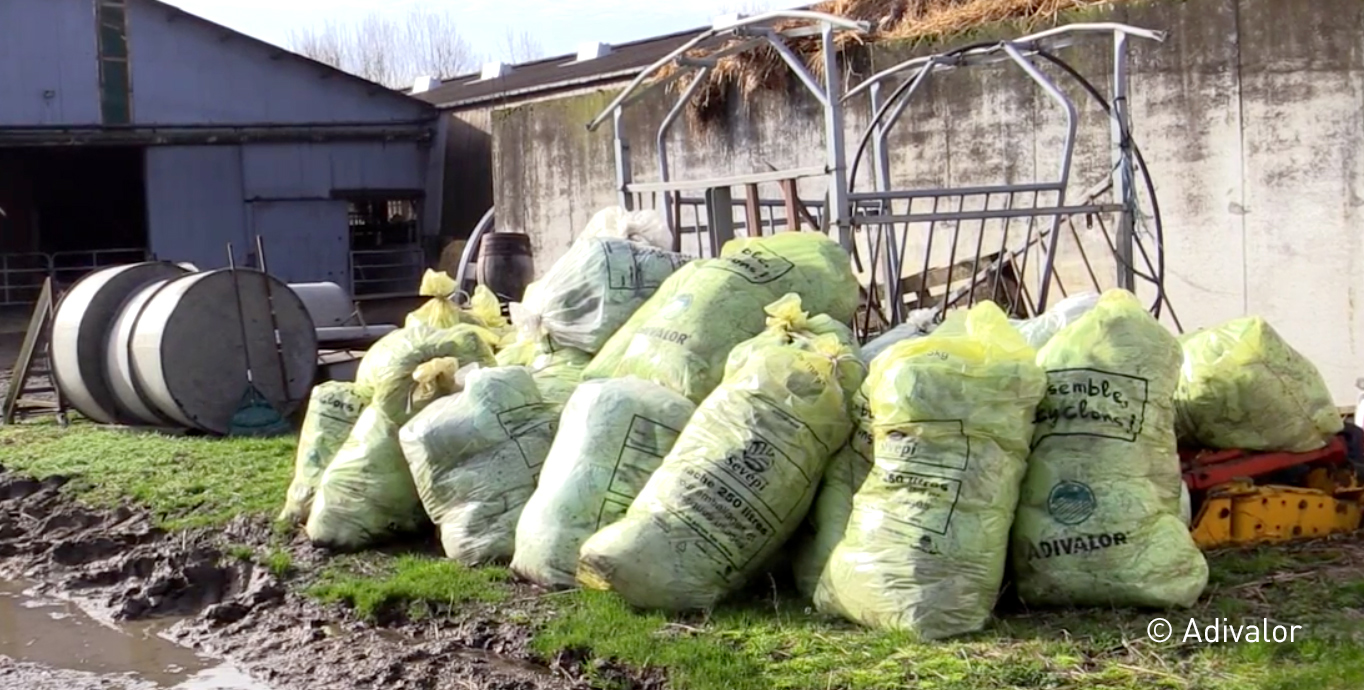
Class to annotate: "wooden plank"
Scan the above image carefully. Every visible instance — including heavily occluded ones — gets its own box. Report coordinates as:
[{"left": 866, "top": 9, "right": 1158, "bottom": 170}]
[
  {"left": 744, "top": 184, "right": 761, "bottom": 237},
  {"left": 2, "top": 278, "right": 53, "bottom": 425},
  {"left": 781, "top": 179, "right": 800, "bottom": 231}
]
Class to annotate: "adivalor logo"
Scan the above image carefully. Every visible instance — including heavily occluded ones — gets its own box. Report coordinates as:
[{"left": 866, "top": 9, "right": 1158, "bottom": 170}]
[
  {"left": 660, "top": 294, "right": 692, "bottom": 318},
  {"left": 1047, "top": 480, "right": 1097, "bottom": 526}
]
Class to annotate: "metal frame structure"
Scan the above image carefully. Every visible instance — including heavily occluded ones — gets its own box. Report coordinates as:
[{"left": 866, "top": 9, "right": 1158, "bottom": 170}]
[
  {"left": 844, "top": 23, "right": 1170, "bottom": 326},
  {"left": 587, "top": 11, "right": 870, "bottom": 256},
  {"left": 587, "top": 17, "right": 1176, "bottom": 334}
]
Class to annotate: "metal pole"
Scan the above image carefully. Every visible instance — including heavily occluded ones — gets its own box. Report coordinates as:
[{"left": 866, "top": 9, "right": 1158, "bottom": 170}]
[
  {"left": 820, "top": 21, "right": 851, "bottom": 251},
  {"left": 1112, "top": 31, "right": 1136, "bottom": 291},
  {"left": 613, "top": 106, "right": 633, "bottom": 211}
]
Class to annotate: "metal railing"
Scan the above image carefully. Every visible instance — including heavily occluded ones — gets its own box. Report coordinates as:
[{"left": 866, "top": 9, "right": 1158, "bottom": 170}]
[
  {"left": 349, "top": 245, "right": 424, "bottom": 297},
  {"left": 0, "top": 247, "right": 151, "bottom": 306},
  {"left": 844, "top": 23, "right": 1175, "bottom": 332}
]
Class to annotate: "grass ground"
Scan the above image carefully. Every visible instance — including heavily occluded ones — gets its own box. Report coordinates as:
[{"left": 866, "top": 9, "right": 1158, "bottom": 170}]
[{"left": 3, "top": 419, "right": 1363, "bottom": 690}]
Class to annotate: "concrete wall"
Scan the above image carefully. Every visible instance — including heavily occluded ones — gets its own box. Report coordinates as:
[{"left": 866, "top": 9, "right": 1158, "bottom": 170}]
[{"left": 490, "top": 0, "right": 1364, "bottom": 403}]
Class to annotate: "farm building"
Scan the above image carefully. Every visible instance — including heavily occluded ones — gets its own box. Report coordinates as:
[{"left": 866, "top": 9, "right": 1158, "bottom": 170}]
[
  {"left": 408, "top": 29, "right": 702, "bottom": 270},
  {"left": 0, "top": 0, "right": 443, "bottom": 307}
]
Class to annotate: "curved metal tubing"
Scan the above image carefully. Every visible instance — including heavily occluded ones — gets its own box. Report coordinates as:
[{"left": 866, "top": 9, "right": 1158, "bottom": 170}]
[
  {"left": 586, "top": 10, "right": 869, "bottom": 131},
  {"left": 455, "top": 207, "right": 495, "bottom": 295},
  {"left": 845, "top": 22, "right": 1165, "bottom": 101}
]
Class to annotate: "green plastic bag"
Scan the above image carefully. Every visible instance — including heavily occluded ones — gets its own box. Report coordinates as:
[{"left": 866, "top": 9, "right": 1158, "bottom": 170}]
[
  {"left": 279, "top": 382, "right": 369, "bottom": 525},
  {"left": 354, "top": 324, "right": 496, "bottom": 424},
  {"left": 577, "top": 295, "right": 864, "bottom": 611},
  {"left": 512, "top": 236, "right": 689, "bottom": 354},
  {"left": 398, "top": 367, "right": 559, "bottom": 565},
  {"left": 582, "top": 232, "right": 859, "bottom": 403},
  {"left": 511, "top": 378, "right": 697, "bottom": 589},
  {"left": 814, "top": 302, "right": 1046, "bottom": 639},
  {"left": 1175, "top": 316, "right": 1342, "bottom": 452},
  {"left": 305, "top": 406, "right": 426, "bottom": 550},
  {"left": 1011, "top": 289, "right": 1208, "bottom": 609},
  {"left": 790, "top": 387, "right": 871, "bottom": 599}
]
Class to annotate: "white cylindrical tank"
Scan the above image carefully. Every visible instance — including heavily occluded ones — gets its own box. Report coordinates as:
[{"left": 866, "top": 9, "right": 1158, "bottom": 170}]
[
  {"left": 50, "top": 262, "right": 192, "bottom": 424},
  {"left": 288, "top": 282, "right": 355, "bottom": 328},
  {"left": 106, "top": 277, "right": 180, "bottom": 426},
  {"left": 128, "top": 268, "right": 318, "bottom": 435}
]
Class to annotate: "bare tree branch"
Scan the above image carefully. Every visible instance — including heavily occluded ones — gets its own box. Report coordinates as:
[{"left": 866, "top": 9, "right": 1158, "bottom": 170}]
[
  {"left": 287, "top": 8, "right": 481, "bottom": 88},
  {"left": 497, "top": 29, "right": 545, "bottom": 64}
]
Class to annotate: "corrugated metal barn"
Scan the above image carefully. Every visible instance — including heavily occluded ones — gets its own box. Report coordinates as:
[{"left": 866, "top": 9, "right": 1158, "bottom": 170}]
[{"left": 0, "top": 0, "right": 443, "bottom": 306}]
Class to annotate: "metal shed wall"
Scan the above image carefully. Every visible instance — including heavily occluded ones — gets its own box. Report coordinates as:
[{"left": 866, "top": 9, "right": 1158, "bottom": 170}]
[
  {"left": 145, "top": 140, "right": 430, "bottom": 286},
  {"left": 0, "top": 0, "right": 433, "bottom": 127},
  {"left": 0, "top": 0, "right": 102, "bottom": 125}
]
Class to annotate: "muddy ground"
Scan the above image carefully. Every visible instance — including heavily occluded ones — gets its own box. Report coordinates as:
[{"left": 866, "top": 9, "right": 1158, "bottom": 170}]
[{"left": 0, "top": 467, "right": 655, "bottom": 690}]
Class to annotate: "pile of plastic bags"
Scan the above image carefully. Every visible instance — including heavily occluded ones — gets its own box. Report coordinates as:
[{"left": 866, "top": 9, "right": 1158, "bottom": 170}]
[{"left": 277, "top": 206, "right": 1350, "bottom": 642}]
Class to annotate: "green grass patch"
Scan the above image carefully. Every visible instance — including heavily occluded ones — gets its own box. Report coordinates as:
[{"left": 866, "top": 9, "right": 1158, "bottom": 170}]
[
  {"left": 307, "top": 554, "right": 512, "bottom": 620},
  {"left": 0, "top": 419, "right": 294, "bottom": 528},
  {"left": 530, "top": 541, "right": 1364, "bottom": 690},
  {"left": 264, "top": 548, "right": 294, "bottom": 578},
  {"left": 6, "top": 420, "right": 1362, "bottom": 689}
]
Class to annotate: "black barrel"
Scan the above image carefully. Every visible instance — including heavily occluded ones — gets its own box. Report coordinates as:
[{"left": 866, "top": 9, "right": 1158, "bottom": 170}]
[{"left": 476, "top": 232, "right": 535, "bottom": 304}]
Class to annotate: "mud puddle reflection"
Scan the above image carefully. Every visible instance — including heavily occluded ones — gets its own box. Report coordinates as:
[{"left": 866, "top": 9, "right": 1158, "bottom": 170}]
[{"left": 0, "top": 579, "right": 270, "bottom": 689}]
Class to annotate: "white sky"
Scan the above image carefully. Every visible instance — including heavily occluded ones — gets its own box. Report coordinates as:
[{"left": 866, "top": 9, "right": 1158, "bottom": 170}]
[{"left": 161, "top": 0, "right": 807, "bottom": 64}]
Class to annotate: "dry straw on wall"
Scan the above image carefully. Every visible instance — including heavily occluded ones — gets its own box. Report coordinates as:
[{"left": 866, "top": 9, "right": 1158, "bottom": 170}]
[{"left": 661, "top": 0, "right": 1117, "bottom": 124}]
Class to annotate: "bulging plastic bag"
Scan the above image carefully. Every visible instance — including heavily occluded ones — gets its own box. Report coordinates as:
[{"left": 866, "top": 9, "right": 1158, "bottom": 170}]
[
  {"left": 354, "top": 324, "right": 497, "bottom": 424},
  {"left": 577, "top": 295, "right": 864, "bottom": 611},
  {"left": 511, "top": 378, "right": 697, "bottom": 589},
  {"left": 405, "top": 270, "right": 474, "bottom": 330},
  {"left": 790, "top": 387, "right": 871, "bottom": 599},
  {"left": 814, "top": 302, "right": 1047, "bottom": 639},
  {"left": 398, "top": 367, "right": 559, "bottom": 565},
  {"left": 305, "top": 406, "right": 426, "bottom": 550},
  {"left": 1013, "top": 292, "right": 1101, "bottom": 350},
  {"left": 511, "top": 236, "right": 689, "bottom": 354},
  {"left": 1011, "top": 289, "right": 1208, "bottom": 609},
  {"left": 1175, "top": 316, "right": 1342, "bottom": 452},
  {"left": 577, "top": 206, "right": 675, "bottom": 251},
  {"left": 583, "top": 232, "right": 859, "bottom": 403},
  {"left": 279, "top": 382, "right": 369, "bottom": 525}
]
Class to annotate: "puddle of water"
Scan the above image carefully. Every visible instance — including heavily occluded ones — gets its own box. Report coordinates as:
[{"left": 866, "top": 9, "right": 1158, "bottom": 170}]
[{"left": 0, "top": 579, "right": 271, "bottom": 689}]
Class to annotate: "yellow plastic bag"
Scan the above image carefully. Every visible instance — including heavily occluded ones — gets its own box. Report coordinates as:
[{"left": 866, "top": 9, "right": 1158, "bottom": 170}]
[
  {"left": 405, "top": 269, "right": 471, "bottom": 330},
  {"left": 1011, "top": 290, "right": 1208, "bottom": 609},
  {"left": 577, "top": 295, "right": 864, "bottom": 611},
  {"left": 410, "top": 357, "right": 463, "bottom": 411},
  {"left": 1175, "top": 316, "right": 1342, "bottom": 452},
  {"left": 582, "top": 232, "right": 859, "bottom": 403},
  {"left": 354, "top": 324, "right": 496, "bottom": 424},
  {"left": 468, "top": 285, "right": 509, "bottom": 332},
  {"left": 306, "top": 406, "right": 426, "bottom": 550},
  {"left": 279, "top": 382, "right": 369, "bottom": 525},
  {"left": 814, "top": 302, "right": 1046, "bottom": 639},
  {"left": 790, "top": 387, "right": 871, "bottom": 599}
]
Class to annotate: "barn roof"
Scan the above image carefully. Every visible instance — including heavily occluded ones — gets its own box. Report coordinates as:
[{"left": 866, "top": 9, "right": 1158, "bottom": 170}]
[
  {"left": 147, "top": 0, "right": 437, "bottom": 116},
  {"left": 409, "top": 27, "right": 707, "bottom": 110}
]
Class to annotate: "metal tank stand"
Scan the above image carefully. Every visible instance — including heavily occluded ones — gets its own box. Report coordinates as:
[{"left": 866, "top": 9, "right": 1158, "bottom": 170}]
[
  {"left": 842, "top": 23, "right": 1177, "bottom": 330},
  {"left": 586, "top": 11, "right": 870, "bottom": 258}
]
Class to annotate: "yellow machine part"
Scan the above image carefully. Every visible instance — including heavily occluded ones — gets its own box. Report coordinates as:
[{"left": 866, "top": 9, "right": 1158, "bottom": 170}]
[{"left": 1190, "top": 474, "right": 1364, "bottom": 550}]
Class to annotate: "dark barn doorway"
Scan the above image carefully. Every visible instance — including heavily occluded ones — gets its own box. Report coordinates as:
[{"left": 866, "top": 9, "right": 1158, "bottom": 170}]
[{"left": 0, "top": 146, "right": 148, "bottom": 304}]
